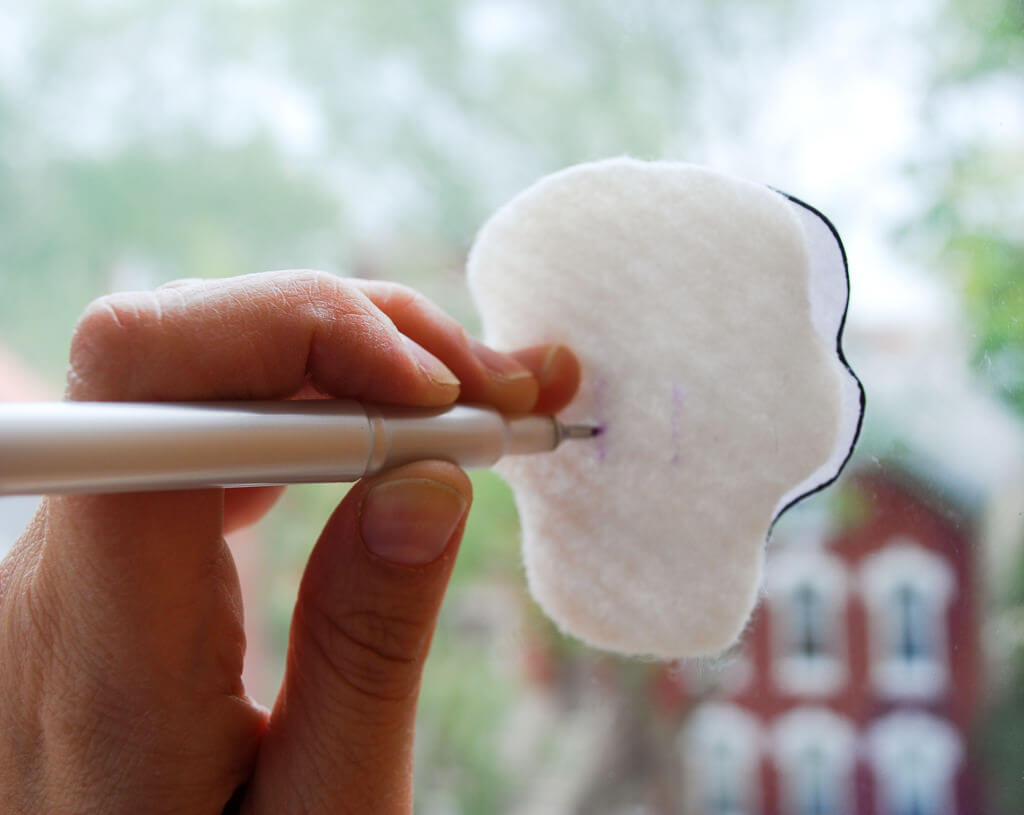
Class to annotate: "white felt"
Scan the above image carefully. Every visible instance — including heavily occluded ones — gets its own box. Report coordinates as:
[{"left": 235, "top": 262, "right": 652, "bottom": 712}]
[{"left": 467, "top": 158, "right": 861, "bottom": 658}]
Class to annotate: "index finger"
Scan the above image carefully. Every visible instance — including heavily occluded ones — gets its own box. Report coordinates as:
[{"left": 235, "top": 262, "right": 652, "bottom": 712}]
[
  {"left": 66, "top": 270, "right": 462, "bottom": 404},
  {"left": 351, "top": 280, "right": 580, "bottom": 414}
]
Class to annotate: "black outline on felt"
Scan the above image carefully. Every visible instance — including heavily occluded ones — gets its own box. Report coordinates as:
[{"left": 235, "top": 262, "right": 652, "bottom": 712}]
[{"left": 767, "top": 191, "right": 867, "bottom": 533}]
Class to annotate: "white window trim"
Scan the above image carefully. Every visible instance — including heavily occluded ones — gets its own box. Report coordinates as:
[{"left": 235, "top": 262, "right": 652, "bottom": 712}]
[
  {"left": 858, "top": 539, "right": 955, "bottom": 699},
  {"left": 765, "top": 547, "right": 849, "bottom": 695},
  {"left": 772, "top": 707, "right": 857, "bottom": 815},
  {"left": 682, "top": 703, "right": 763, "bottom": 815},
  {"left": 865, "top": 711, "right": 962, "bottom": 815}
]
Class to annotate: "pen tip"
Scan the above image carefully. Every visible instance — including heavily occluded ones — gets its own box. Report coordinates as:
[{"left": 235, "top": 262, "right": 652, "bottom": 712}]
[{"left": 561, "top": 423, "right": 603, "bottom": 440}]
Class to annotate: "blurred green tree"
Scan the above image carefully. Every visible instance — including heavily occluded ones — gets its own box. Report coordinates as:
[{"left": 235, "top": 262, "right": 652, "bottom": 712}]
[
  {"left": 0, "top": 141, "right": 338, "bottom": 375},
  {"left": 914, "top": 1, "right": 1024, "bottom": 811},
  {"left": 915, "top": 0, "right": 1024, "bottom": 412}
]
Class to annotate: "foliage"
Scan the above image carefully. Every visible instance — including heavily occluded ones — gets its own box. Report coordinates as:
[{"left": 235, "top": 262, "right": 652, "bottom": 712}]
[
  {"left": 916, "top": 2, "right": 1024, "bottom": 810},
  {"left": 915, "top": 0, "right": 1024, "bottom": 415},
  {"left": 0, "top": 141, "right": 338, "bottom": 377},
  {"left": 416, "top": 621, "right": 521, "bottom": 815},
  {"left": 1, "top": 0, "right": 815, "bottom": 373},
  {"left": 960, "top": 232, "right": 1024, "bottom": 415},
  {"left": 977, "top": 543, "right": 1024, "bottom": 815}
]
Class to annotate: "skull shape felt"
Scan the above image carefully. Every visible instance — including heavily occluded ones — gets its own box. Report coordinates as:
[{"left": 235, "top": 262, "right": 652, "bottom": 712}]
[{"left": 467, "top": 158, "right": 864, "bottom": 658}]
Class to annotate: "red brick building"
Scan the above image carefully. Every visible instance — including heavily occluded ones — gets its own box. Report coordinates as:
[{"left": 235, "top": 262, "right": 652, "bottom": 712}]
[{"left": 679, "top": 469, "right": 982, "bottom": 815}]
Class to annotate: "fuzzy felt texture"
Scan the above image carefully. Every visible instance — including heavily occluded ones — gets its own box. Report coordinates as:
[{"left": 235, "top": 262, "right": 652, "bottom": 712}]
[{"left": 467, "top": 158, "right": 863, "bottom": 658}]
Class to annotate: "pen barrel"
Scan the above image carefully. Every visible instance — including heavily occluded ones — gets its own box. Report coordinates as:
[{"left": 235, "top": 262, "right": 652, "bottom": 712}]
[
  {"left": 0, "top": 401, "right": 560, "bottom": 495},
  {"left": 0, "top": 400, "right": 374, "bottom": 495}
]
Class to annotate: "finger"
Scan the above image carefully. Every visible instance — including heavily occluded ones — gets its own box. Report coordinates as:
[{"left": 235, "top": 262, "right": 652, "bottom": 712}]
[
  {"left": 509, "top": 344, "right": 582, "bottom": 414},
  {"left": 66, "top": 270, "right": 460, "bottom": 404},
  {"left": 352, "top": 280, "right": 539, "bottom": 413},
  {"left": 241, "top": 461, "right": 471, "bottom": 815}
]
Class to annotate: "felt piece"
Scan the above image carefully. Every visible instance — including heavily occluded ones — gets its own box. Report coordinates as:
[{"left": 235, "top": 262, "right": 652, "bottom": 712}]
[{"left": 467, "top": 158, "right": 863, "bottom": 658}]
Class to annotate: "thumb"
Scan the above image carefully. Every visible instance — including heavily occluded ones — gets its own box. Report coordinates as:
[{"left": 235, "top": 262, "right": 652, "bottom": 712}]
[{"left": 242, "top": 460, "right": 471, "bottom": 815}]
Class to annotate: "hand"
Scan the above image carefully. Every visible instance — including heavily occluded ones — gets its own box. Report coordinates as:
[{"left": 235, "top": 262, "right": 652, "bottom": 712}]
[{"left": 0, "top": 270, "right": 580, "bottom": 814}]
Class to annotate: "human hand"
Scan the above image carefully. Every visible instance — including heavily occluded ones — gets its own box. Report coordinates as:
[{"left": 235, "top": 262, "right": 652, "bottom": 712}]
[{"left": 0, "top": 270, "right": 580, "bottom": 814}]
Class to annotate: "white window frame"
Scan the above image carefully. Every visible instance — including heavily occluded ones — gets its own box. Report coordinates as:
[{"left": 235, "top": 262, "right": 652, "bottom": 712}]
[
  {"left": 866, "top": 712, "right": 962, "bottom": 815},
  {"left": 858, "top": 540, "right": 955, "bottom": 699},
  {"left": 765, "top": 547, "right": 848, "bottom": 695},
  {"left": 772, "top": 707, "right": 857, "bottom": 815},
  {"left": 682, "top": 703, "right": 763, "bottom": 815}
]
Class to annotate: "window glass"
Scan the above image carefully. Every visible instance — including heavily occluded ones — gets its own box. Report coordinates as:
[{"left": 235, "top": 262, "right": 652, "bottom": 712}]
[{"left": 0, "top": 0, "right": 1019, "bottom": 812}]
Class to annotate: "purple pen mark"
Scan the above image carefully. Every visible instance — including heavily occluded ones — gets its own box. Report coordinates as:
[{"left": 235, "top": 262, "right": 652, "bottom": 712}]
[
  {"left": 594, "top": 377, "right": 608, "bottom": 462},
  {"left": 670, "top": 381, "right": 684, "bottom": 466}
]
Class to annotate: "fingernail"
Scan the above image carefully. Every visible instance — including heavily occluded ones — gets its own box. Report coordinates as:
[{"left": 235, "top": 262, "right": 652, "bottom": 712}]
[
  {"left": 539, "top": 345, "right": 570, "bottom": 386},
  {"left": 470, "top": 338, "right": 533, "bottom": 382},
  {"left": 361, "top": 478, "right": 469, "bottom": 565},
  {"left": 403, "top": 336, "right": 460, "bottom": 387}
]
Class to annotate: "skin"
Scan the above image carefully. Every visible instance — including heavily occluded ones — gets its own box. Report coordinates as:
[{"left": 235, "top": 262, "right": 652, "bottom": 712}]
[{"left": 0, "top": 270, "right": 581, "bottom": 815}]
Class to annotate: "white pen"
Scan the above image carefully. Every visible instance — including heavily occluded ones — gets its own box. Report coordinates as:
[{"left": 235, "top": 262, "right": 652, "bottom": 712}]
[{"left": 0, "top": 400, "right": 600, "bottom": 496}]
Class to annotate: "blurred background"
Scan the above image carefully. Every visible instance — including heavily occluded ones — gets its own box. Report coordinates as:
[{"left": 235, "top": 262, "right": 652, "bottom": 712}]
[{"left": 0, "top": 0, "right": 1021, "bottom": 812}]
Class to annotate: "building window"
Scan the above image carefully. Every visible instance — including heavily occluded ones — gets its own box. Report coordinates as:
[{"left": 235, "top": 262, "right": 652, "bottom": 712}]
[
  {"left": 893, "top": 582, "right": 933, "bottom": 663},
  {"left": 867, "top": 712, "right": 962, "bottom": 815},
  {"left": 793, "top": 581, "right": 828, "bottom": 659},
  {"left": 859, "top": 540, "right": 954, "bottom": 699},
  {"left": 765, "top": 548, "right": 847, "bottom": 695},
  {"left": 793, "top": 746, "right": 838, "bottom": 815},
  {"left": 772, "top": 708, "right": 856, "bottom": 815},
  {"left": 682, "top": 703, "right": 761, "bottom": 815}
]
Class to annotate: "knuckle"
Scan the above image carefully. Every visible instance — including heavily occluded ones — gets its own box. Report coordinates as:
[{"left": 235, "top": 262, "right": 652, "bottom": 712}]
[
  {"left": 275, "top": 270, "right": 373, "bottom": 320},
  {"left": 277, "top": 269, "right": 341, "bottom": 301},
  {"left": 287, "top": 268, "right": 331, "bottom": 289},
  {"left": 297, "top": 599, "right": 428, "bottom": 705}
]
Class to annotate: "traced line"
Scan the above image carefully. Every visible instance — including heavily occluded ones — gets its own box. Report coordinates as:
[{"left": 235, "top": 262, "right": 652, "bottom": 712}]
[
  {"left": 594, "top": 378, "right": 608, "bottom": 463},
  {"left": 766, "top": 190, "right": 867, "bottom": 534},
  {"left": 670, "top": 381, "right": 683, "bottom": 466}
]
